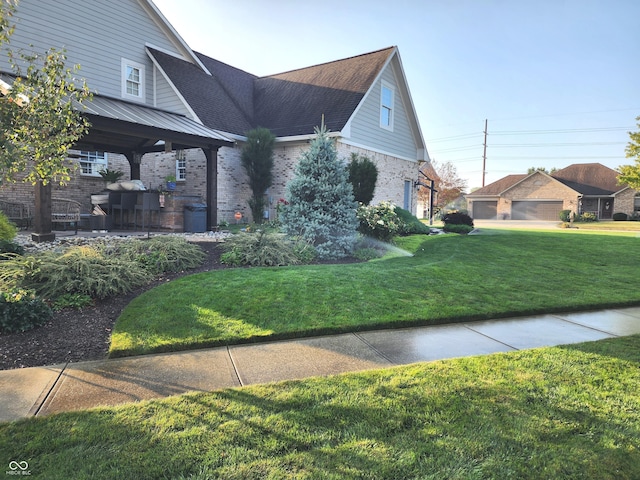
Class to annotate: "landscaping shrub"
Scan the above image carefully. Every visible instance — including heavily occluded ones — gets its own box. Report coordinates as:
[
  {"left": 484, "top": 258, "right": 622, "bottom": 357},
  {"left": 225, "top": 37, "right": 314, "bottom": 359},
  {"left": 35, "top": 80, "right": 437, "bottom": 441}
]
[
  {"left": 52, "top": 293, "right": 93, "bottom": 311},
  {"left": 356, "top": 201, "right": 401, "bottom": 242},
  {"left": 0, "top": 289, "right": 52, "bottom": 333},
  {"left": 353, "top": 247, "right": 383, "bottom": 261},
  {"left": 280, "top": 125, "right": 358, "bottom": 260},
  {"left": 99, "top": 236, "right": 206, "bottom": 274},
  {"left": 579, "top": 212, "right": 598, "bottom": 222},
  {"left": 559, "top": 210, "right": 572, "bottom": 222},
  {"left": 0, "top": 239, "right": 24, "bottom": 258},
  {"left": 442, "top": 211, "right": 474, "bottom": 227},
  {"left": 23, "top": 246, "right": 151, "bottom": 300},
  {"left": 395, "top": 207, "right": 431, "bottom": 235},
  {"left": 347, "top": 153, "right": 378, "bottom": 205},
  {"left": 443, "top": 223, "right": 474, "bottom": 234},
  {"left": 0, "top": 211, "right": 17, "bottom": 241},
  {"left": 221, "top": 231, "right": 316, "bottom": 267},
  {"left": 612, "top": 212, "right": 628, "bottom": 221}
]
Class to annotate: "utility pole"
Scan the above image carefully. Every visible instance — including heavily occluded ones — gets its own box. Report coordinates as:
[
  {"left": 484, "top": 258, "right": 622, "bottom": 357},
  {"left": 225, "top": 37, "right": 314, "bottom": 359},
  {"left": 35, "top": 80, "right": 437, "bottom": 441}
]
[{"left": 482, "top": 119, "right": 488, "bottom": 187}]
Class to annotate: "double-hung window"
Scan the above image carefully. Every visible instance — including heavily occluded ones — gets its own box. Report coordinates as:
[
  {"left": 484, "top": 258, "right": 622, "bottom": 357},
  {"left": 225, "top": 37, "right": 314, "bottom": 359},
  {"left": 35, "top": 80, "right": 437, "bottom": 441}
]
[
  {"left": 121, "top": 58, "right": 145, "bottom": 101},
  {"left": 380, "top": 81, "right": 394, "bottom": 130},
  {"left": 175, "top": 149, "right": 186, "bottom": 181},
  {"left": 78, "top": 151, "right": 107, "bottom": 176}
]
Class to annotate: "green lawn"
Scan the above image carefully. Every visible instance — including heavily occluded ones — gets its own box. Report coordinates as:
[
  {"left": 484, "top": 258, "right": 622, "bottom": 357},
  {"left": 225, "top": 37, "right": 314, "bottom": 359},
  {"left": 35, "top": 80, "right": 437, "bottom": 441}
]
[
  {"left": 2, "top": 335, "right": 639, "bottom": 479},
  {"left": 110, "top": 230, "right": 640, "bottom": 357}
]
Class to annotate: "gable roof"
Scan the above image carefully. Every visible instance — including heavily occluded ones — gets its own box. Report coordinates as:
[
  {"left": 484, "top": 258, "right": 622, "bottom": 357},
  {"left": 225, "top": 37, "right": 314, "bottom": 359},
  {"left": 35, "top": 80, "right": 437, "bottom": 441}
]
[
  {"left": 551, "top": 163, "right": 625, "bottom": 195},
  {"left": 150, "top": 46, "right": 398, "bottom": 138},
  {"left": 148, "top": 47, "right": 254, "bottom": 136},
  {"left": 466, "top": 174, "right": 528, "bottom": 196},
  {"left": 254, "top": 47, "right": 395, "bottom": 137},
  {"left": 467, "top": 163, "right": 629, "bottom": 198}
]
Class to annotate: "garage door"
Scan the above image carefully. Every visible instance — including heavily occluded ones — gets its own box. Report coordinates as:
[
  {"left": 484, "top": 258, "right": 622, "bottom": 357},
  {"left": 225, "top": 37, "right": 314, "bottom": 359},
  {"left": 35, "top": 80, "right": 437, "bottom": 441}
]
[
  {"left": 472, "top": 201, "right": 497, "bottom": 219},
  {"left": 512, "top": 201, "right": 563, "bottom": 221}
]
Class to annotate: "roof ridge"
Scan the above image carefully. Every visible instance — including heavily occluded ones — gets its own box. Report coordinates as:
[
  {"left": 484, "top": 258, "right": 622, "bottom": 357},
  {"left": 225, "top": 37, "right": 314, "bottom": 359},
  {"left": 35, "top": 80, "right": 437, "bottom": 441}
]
[{"left": 262, "top": 46, "right": 396, "bottom": 78}]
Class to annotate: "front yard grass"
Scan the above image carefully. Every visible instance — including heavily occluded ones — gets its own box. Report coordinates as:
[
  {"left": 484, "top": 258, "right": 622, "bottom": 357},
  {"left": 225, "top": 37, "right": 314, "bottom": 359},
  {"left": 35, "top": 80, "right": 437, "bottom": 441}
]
[
  {"left": 2, "top": 335, "right": 639, "bottom": 479},
  {"left": 110, "top": 230, "right": 640, "bottom": 357}
]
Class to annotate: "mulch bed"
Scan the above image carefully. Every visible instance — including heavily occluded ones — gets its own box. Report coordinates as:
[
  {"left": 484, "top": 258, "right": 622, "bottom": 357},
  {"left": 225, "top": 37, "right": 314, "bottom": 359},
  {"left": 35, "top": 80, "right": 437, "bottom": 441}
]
[
  {"left": 0, "top": 243, "right": 361, "bottom": 371},
  {"left": 0, "top": 242, "right": 227, "bottom": 371}
]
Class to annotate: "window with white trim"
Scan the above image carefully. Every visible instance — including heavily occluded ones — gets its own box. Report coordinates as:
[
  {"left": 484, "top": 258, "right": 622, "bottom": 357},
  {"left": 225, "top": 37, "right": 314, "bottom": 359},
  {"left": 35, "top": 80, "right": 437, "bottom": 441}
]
[
  {"left": 175, "top": 149, "right": 186, "bottom": 181},
  {"left": 78, "top": 151, "right": 107, "bottom": 176},
  {"left": 121, "top": 58, "right": 145, "bottom": 101},
  {"left": 380, "top": 81, "right": 394, "bottom": 130}
]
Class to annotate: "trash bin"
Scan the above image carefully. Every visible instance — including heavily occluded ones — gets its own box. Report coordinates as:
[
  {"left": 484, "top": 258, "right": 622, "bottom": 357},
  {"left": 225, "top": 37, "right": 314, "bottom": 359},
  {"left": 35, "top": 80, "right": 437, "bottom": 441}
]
[{"left": 184, "top": 203, "right": 207, "bottom": 233}]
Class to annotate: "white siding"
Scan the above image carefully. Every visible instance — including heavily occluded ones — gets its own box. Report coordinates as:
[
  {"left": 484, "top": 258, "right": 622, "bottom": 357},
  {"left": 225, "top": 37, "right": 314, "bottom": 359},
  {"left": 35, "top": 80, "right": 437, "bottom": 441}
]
[
  {"left": 2, "top": 0, "right": 188, "bottom": 108},
  {"left": 348, "top": 62, "right": 418, "bottom": 161}
]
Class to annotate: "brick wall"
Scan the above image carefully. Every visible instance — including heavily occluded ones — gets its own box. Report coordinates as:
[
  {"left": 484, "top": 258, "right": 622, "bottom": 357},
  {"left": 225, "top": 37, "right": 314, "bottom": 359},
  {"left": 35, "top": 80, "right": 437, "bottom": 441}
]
[
  {"left": 502, "top": 174, "right": 579, "bottom": 217},
  {"left": 0, "top": 140, "right": 420, "bottom": 225}
]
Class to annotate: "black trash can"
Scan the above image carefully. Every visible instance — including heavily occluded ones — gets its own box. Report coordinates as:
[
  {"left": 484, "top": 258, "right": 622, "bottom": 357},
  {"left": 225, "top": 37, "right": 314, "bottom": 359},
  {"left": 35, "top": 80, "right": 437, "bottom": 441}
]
[{"left": 184, "top": 203, "right": 207, "bottom": 233}]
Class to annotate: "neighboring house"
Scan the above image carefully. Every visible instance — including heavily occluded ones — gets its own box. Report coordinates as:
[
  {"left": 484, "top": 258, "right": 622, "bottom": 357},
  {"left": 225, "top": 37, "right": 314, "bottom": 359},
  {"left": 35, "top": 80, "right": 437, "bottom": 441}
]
[
  {"left": 466, "top": 163, "right": 638, "bottom": 221},
  {"left": 0, "top": 0, "right": 429, "bottom": 231}
]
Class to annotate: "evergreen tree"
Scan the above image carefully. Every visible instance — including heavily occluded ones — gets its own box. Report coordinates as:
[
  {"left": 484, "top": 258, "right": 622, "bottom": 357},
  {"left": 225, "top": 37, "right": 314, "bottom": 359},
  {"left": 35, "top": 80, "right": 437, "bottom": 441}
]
[
  {"left": 347, "top": 153, "right": 378, "bottom": 205},
  {"left": 281, "top": 125, "right": 358, "bottom": 259},
  {"left": 240, "top": 127, "right": 275, "bottom": 223}
]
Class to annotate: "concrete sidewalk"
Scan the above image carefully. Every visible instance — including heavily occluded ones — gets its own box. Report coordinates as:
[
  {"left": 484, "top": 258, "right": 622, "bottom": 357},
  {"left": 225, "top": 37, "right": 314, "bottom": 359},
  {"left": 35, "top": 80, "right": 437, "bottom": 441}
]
[{"left": 2, "top": 306, "right": 640, "bottom": 423}]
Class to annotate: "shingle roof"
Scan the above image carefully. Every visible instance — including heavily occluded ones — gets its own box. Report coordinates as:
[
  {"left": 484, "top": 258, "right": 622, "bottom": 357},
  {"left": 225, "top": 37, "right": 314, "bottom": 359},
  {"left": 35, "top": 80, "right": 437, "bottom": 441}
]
[
  {"left": 148, "top": 48, "right": 254, "bottom": 136},
  {"left": 254, "top": 47, "right": 395, "bottom": 137},
  {"left": 466, "top": 174, "right": 528, "bottom": 196},
  {"left": 551, "top": 163, "right": 624, "bottom": 195},
  {"left": 151, "top": 46, "right": 396, "bottom": 138}
]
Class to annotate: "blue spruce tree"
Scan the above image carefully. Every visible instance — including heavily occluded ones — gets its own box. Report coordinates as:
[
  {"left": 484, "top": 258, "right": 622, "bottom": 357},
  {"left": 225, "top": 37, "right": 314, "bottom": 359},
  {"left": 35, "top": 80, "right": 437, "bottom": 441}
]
[{"left": 281, "top": 125, "right": 358, "bottom": 259}]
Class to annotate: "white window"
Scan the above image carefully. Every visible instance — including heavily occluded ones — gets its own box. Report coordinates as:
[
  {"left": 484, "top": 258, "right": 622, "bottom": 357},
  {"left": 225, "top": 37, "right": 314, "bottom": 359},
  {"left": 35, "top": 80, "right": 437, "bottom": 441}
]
[
  {"left": 121, "top": 58, "right": 145, "bottom": 101},
  {"left": 380, "top": 81, "right": 394, "bottom": 130},
  {"left": 175, "top": 149, "right": 186, "bottom": 181},
  {"left": 78, "top": 151, "right": 107, "bottom": 176}
]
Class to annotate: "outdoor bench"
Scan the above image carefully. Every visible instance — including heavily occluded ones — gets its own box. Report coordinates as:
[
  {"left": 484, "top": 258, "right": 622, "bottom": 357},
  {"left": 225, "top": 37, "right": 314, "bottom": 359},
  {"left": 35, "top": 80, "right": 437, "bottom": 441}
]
[
  {"left": 0, "top": 199, "right": 32, "bottom": 229},
  {"left": 51, "top": 198, "right": 82, "bottom": 233}
]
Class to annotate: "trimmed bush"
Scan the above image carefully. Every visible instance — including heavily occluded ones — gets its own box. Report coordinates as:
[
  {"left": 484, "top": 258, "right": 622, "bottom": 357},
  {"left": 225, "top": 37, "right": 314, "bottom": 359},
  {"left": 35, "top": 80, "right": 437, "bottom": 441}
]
[
  {"left": 443, "top": 224, "right": 474, "bottom": 234},
  {"left": 0, "top": 289, "right": 53, "bottom": 333},
  {"left": 0, "top": 211, "right": 17, "bottom": 241},
  {"left": 612, "top": 212, "right": 628, "bottom": 221},
  {"left": 221, "top": 231, "right": 316, "bottom": 267},
  {"left": 559, "top": 210, "right": 572, "bottom": 222},
  {"left": 442, "top": 211, "right": 474, "bottom": 227},
  {"left": 356, "top": 201, "right": 401, "bottom": 242},
  {"left": 395, "top": 208, "right": 431, "bottom": 235},
  {"left": 579, "top": 212, "right": 598, "bottom": 222}
]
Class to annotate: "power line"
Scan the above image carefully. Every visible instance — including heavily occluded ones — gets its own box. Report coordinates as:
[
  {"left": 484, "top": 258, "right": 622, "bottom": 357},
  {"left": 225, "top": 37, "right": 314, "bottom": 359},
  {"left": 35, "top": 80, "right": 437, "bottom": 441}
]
[
  {"left": 491, "top": 141, "right": 625, "bottom": 148},
  {"left": 491, "top": 126, "right": 634, "bottom": 136}
]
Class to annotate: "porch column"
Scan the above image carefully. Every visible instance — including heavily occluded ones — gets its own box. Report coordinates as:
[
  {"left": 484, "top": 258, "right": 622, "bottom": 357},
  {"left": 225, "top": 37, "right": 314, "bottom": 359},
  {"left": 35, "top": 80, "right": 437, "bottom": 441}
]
[
  {"left": 31, "top": 181, "right": 55, "bottom": 243},
  {"left": 204, "top": 147, "right": 220, "bottom": 230},
  {"left": 124, "top": 152, "right": 142, "bottom": 180}
]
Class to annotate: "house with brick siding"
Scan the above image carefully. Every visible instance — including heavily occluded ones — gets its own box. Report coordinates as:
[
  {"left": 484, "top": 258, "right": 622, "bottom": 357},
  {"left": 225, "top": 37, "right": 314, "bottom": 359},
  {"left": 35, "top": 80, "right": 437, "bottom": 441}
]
[
  {"left": 466, "top": 163, "right": 638, "bottom": 221},
  {"left": 0, "top": 0, "right": 429, "bottom": 235}
]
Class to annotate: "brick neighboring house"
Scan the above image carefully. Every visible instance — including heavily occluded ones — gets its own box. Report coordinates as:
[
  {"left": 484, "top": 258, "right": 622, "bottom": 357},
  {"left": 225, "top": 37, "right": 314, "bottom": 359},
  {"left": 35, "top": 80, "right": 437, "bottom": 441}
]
[
  {"left": 0, "top": 0, "right": 430, "bottom": 233},
  {"left": 466, "top": 163, "right": 639, "bottom": 221}
]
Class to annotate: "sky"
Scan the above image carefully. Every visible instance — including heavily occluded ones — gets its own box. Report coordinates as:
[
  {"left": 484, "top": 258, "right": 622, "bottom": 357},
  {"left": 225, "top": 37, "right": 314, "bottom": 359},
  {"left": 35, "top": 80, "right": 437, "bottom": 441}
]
[{"left": 153, "top": 0, "right": 640, "bottom": 190}]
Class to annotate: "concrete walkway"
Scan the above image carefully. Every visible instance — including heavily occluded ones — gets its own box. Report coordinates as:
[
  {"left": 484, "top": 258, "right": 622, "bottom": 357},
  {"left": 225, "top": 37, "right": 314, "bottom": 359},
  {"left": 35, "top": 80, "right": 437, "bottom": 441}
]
[{"left": 2, "top": 307, "right": 640, "bottom": 423}]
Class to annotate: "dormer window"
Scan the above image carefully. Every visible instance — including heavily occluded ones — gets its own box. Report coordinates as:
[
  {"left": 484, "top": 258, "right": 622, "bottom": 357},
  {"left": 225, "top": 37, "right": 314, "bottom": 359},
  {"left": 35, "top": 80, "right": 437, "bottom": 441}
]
[
  {"left": 380, "top": 81, "right": 394, "bottom": 130},
  {"left": 121, "top": 58, "right": 145, "bottom": 101}
]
